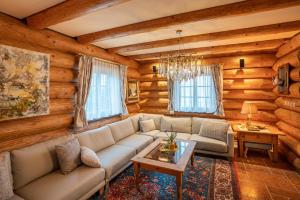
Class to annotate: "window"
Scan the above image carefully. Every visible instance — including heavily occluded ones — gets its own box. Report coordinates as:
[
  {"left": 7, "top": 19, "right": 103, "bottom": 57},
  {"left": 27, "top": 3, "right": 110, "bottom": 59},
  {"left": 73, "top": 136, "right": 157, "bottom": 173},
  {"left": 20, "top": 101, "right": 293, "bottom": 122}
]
[
  {"left": 85, "top": 59, "right": 123, "bottom": 121},
  {"left": 173, "top": 75, "right": 217, "bottom": 113}
]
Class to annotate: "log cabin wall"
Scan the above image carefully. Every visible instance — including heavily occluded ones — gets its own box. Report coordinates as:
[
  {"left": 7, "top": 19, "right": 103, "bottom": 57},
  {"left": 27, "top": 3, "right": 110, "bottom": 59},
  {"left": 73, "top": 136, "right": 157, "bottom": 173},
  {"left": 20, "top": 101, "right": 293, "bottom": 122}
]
[
  {"left": 139, "top": 53, "right": 277, "bottom": 123},
  {"left": 273, "top": 33, "right": 300, "bottom": 170},
  {"left": 0, "top": 13, "right": 140, "bottom": 152}
]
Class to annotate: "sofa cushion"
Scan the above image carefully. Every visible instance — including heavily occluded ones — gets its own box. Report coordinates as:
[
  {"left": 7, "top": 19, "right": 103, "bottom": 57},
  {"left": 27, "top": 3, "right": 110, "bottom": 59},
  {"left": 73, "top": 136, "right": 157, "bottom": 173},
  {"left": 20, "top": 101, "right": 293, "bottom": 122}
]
[
  {"left": 11, "top": 135, "right": 73, "bottom": 189},
  {"left": 192, "top": 117, "right": 227, "bottom": 135},
  {"left": 139, "top": 130, "right": 160, "bottom": 137},
  {"left": 130, "top": 113, "right": 143, "bottom": 132},
  {"left": 15, "top": 166, "right": 105, "bottom": 200},
  {"left": 161, "top": 116, "right": 192, "bottom": 133},
  {"left": 56, "top": 138, "right": 81, "bottom": 174},
  {"left": 199, "top": 120, "right": 229, "bottom": 142},
  {"left": 142, "top": 113, "right": 162, "bottom": 130},
  {"left": 81, "top": 147, "right": 101, "bottom": 168},
  {"left": 108, "top": 118, "right": 135, "bottom": 142},
  {"left": 96, "top": 145, "right": 135, "bottom": 179},
  {"left": 140, "top": 119, "right": 156, "bottom": 133},
  {"left": 190, "top": 134, "right": 228, "bottom": 153},
  {"left": 156, "top": 132, "right": 191, "bottom": 140},
  {"left": 76, "top": 126, "right": 115, "bottom": 152},
  {"left": 0, "top": 152, "right": 14, "bottom": 200},
  {"left": 117, "top": 134, "right": 153, "bottom": 153}
]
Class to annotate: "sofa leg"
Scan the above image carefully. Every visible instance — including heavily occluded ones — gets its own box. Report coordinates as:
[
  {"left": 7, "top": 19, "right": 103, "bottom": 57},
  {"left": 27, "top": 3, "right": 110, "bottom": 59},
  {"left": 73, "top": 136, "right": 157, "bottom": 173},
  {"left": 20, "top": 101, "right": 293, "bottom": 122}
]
[
  {"left": 227, "top": 157, "right": 233, "bottom": 162},
  {"left": 99, "top": 187, "right": 104, "bottom": 200},
  {"left": 103, "top": 182, "right": 110, "bottom": 200}
]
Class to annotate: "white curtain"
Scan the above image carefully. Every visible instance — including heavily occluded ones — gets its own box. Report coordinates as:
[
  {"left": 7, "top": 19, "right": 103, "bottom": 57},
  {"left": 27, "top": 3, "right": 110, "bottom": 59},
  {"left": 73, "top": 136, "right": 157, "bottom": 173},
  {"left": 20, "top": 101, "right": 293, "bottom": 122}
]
[
  {"left": 173, "top": 66, "right": 218, "bottom": 113},
  {"left": 85, "top": 59, "right": 124, "bottom": 121}
]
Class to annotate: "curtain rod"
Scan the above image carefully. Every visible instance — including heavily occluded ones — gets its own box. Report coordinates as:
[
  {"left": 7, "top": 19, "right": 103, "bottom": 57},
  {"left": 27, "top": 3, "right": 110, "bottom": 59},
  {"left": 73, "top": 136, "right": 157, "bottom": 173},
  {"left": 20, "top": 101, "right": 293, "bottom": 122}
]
[{"left": 76, "top": 53, "right": 124, "bottom": 66}]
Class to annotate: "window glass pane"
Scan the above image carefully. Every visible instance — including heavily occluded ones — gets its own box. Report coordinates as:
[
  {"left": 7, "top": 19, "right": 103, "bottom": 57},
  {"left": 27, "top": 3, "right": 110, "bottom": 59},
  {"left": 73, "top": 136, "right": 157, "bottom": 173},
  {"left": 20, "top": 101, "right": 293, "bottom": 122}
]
[
  {"left": 85, "top": 60, "right": 122, "bottom": 121},
  {"left": 173, "top": 71, "right": 217, "bottom": 113}
]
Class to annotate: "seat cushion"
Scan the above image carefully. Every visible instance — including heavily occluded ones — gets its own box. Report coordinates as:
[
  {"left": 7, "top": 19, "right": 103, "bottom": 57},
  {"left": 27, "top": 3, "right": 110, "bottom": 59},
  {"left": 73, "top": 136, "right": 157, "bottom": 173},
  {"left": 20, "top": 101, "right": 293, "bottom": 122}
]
[
  {"left": 192, "top": 117, "right": 227, "bottom": 135},
  {"left": 108, "top": 118, "right": 135, "bottom": 142},
  {"left": 199, "top": 120, "right": 229, "bottom": 142},
  {"left": 160, "top": 116, "right": 192, "bottom": 133},
  {"left": 156, "top": 132, "right": 191, "bottom": 140},
  {"left": 190, "top": 134, "right": 228, "bottom": 153},
  {"left": 139, "top": 130, "right": 160, "bottom": 137},
  {"left": 76, "top": 126, "right": 115, "bottom": 152},
  {"left": 117, "top": 134, "right": 153, "bottom": 153},
  {"left": 96, "top": 145, "right": 135, "bottom": 179},
  {"left": 11, "top": 135, "right": 74, "bottom": 189},
  {"left": 15, "top": 166, "right": 105, "bottom": 200}
]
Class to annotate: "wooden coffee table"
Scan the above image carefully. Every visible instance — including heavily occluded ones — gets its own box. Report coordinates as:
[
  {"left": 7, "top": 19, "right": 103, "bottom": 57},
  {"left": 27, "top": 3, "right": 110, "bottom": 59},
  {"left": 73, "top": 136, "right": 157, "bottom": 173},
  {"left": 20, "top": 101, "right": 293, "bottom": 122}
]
[{"left": 131, "top": 138, "right": 196, "bottom": 200}]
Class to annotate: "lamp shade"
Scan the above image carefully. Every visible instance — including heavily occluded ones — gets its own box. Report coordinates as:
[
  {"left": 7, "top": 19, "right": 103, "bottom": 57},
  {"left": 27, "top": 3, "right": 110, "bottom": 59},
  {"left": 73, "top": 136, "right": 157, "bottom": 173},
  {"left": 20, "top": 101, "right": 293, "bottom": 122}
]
[{"left": 241, "top": 102, "right": 258, "bottom": 114}]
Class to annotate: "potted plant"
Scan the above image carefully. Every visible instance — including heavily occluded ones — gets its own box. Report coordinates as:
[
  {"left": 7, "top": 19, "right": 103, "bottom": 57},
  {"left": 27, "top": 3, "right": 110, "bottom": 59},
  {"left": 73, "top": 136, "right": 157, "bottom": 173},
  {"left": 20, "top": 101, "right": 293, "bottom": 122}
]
[{"left": 165, "top": 125, "right": 177, "bottom": 150}]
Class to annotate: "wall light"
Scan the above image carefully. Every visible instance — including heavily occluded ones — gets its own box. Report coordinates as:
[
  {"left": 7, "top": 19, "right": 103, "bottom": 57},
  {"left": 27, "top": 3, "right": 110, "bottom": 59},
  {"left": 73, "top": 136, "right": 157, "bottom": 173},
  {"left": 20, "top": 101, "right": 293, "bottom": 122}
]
[
  {"left": 153, "top": 65, "right": 158, "bottom": 74},
  {"left": 240, "top": 59, "right": 245, "bottom": 69}
]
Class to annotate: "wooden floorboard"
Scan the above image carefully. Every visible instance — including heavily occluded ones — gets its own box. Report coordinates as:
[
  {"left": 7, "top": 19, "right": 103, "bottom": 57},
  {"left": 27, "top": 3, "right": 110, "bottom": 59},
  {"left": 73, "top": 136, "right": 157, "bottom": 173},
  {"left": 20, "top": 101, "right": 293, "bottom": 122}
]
[{"left": 234, "top": 149, "right": 300, "bottom": 200}]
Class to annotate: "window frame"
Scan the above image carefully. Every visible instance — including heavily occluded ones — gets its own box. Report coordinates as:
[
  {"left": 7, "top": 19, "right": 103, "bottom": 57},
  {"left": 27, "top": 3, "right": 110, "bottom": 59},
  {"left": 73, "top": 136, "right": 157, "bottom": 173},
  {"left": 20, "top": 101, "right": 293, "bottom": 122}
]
[{"left": 174, "top": 74, "right": 217, "bottom": 114}]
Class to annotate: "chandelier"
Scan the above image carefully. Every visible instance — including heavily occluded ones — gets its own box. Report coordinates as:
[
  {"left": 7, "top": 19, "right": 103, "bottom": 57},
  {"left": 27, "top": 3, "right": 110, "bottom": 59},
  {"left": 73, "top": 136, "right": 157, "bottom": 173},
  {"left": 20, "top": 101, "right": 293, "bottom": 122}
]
[{"left": 158, "top": 30, "right": 209, "bottom": 81}]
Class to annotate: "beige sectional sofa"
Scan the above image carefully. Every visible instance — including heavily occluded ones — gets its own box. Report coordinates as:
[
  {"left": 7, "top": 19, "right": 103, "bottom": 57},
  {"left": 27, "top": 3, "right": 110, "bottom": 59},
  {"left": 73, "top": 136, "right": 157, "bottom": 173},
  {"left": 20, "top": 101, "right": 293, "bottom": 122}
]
[{"left": 1, "top": 113, "right": 234, "bottom": 200}]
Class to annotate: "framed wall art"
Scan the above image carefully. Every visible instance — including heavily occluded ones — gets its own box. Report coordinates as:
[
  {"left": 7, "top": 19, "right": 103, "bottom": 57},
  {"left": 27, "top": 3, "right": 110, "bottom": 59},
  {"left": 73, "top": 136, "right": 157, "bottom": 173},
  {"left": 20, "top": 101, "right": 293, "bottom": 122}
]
[
  {"left": 0, "top": 44, "right": 50, "bottom": 121},
  {"left": 127, "top": 79, "right": 139, "bottom": 103}
]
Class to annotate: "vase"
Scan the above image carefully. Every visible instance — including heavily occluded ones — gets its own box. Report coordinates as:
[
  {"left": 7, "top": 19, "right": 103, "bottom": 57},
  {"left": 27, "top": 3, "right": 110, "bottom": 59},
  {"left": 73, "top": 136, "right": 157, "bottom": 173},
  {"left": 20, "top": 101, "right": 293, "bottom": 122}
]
[{"left": 169, "top": 143, "right": 176, "bottom": 151}]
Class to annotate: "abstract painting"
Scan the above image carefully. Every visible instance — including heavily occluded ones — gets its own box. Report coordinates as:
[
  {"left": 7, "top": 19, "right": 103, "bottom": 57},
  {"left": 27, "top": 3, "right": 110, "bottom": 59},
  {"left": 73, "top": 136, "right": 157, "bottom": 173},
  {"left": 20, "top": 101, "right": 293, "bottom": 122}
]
[{"left": 0, "top": 45, "right": 49, "bottom": 121}]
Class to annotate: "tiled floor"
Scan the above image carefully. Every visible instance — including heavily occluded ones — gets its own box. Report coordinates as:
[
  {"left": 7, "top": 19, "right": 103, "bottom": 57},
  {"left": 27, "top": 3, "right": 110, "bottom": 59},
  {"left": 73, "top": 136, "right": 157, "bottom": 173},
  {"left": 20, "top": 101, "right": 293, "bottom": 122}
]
[{"left": 235, "top": 149, "right": 300, "bottom": 200}]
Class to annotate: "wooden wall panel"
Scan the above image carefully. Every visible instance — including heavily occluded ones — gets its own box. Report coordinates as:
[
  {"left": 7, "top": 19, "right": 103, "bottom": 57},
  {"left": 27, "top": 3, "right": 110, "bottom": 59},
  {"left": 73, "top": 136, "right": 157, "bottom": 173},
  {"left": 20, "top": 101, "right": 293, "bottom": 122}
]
[
  {"left": 0, "top": 13, "right": 140, "bottom": 152},
  {"left": 274, "top": 33, "right": 300, "bottom": 170},
  {"left": 139, "top": 53, "right": 277, "bottom": 122}
]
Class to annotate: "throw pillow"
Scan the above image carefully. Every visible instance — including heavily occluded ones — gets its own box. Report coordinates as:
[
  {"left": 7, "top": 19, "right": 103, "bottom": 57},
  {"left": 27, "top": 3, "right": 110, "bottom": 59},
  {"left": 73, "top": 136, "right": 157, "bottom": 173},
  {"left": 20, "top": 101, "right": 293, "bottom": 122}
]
[
  {"left": 56, "top": 138, "right": 81, "bottom": 174},
  {"left": 0, "top": 152, "right": 14, "bottom": 200},
  {"left": 80, "top": 147, "right": 101, "bottom": 168},
  {"left": 199, "top": 120, "right": 229, "bottom": 142},
  {"left": 140, "top": 119, "right": 156, "bottom": 132}
]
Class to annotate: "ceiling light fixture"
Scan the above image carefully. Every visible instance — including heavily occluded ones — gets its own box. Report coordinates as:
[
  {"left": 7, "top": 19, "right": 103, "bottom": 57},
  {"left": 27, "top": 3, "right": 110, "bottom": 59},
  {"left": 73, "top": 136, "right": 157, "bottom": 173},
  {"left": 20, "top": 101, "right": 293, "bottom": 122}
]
[{"left": 158, "top": 30, "right": 214, "bottom": 81}]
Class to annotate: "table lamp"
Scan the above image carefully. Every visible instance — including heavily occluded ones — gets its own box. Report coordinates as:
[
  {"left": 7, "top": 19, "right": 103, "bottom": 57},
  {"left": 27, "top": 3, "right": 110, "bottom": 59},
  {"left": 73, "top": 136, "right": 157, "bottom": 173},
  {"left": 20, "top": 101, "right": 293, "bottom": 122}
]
[{"left": 241, "top": 101, "right": 258, "bottom": 128}]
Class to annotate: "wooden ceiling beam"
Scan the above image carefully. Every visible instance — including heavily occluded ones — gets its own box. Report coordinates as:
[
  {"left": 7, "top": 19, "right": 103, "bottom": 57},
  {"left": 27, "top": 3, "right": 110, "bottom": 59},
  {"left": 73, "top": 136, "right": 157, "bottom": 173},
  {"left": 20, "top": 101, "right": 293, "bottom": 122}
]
[
  {"left": 26, "top": 0, "right": 130, "bottom": 29},
  {"left": 108, "top": 21, "right": 300, "bottom": 53},
  {"left": 130, "top": 39, "right": 286, "bottom": 60},
  {"left": 77, "top": 0, "right": 300, "bottom": 43}
]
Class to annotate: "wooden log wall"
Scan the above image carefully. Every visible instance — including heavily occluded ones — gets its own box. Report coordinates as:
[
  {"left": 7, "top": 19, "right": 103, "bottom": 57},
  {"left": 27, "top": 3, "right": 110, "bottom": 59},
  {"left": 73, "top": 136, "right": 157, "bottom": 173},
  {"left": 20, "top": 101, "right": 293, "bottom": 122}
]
[
  {"left": 0, "top": 13, "right": 140, "bottom": 152},
  {"left": 139, "top": 53, "right": 277, "bottom": 122},
  {"left": 273, "top": 33, "right": 300, "bottom": 171}
]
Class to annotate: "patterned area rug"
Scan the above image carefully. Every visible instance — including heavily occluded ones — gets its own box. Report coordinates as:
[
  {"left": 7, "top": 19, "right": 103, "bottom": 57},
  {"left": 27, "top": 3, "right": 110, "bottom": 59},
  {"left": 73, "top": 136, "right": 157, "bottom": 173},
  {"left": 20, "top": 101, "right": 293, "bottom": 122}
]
[{"left": 91, "top": 155, "right": 240, "bottom": 200}]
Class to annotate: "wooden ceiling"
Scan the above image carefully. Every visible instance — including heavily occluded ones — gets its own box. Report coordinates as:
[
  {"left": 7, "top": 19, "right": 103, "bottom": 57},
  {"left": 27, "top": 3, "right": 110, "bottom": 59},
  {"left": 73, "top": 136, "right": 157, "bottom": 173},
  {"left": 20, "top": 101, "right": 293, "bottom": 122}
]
[{"left": 1, "top": 0, "right": 300, "bottom": 61}]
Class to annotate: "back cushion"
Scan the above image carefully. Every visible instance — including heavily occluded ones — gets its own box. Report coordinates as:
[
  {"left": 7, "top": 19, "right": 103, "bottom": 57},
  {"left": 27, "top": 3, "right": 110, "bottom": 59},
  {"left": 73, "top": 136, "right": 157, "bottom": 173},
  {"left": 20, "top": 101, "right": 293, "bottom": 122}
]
[
  {"left": 192, "top": 117, "right": 227, "bottom": 135},
  {"left": 108, "top": 118, "right": 135, "bottom": 142},
  {"left": 199, "top": 120, "right": 229, "bottom": 142},
  {"left": 77, "top": 126, "right": 115, "bottom": 152},
  {"left": 142, "top": 113, "right": 162, "bottom": 130},
  {"left": 130, "top": 113, "right": 143, "bottom": 132},
  {"left": 160, "top": 116, "right": 192, "bottom": 133},
  {"left": 11, "top": 135, "right": 73, "bottom": 189}
]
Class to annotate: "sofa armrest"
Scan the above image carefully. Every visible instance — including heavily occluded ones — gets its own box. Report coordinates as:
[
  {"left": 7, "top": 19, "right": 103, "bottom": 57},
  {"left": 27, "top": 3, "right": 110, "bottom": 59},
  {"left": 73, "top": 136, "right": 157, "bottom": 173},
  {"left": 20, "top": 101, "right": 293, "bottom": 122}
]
[{"left": 226, "top": 126, "right": 235, "bottom": 158}]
